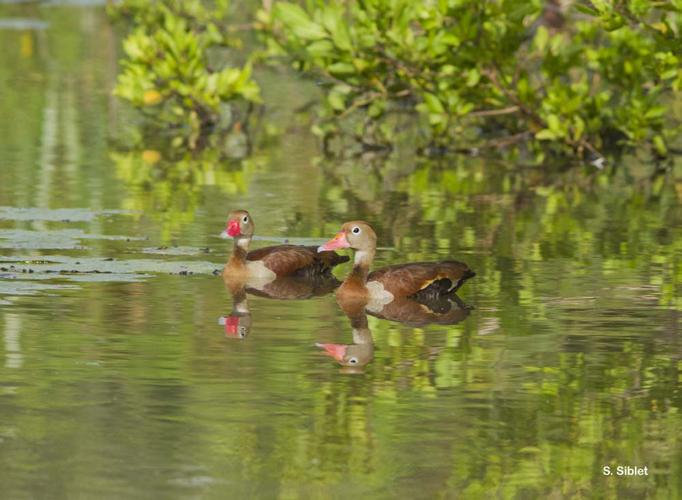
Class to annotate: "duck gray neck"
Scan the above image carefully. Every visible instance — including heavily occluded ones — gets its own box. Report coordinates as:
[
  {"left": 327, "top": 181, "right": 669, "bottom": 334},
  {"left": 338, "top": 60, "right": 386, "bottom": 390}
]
[
  {"left": 350, "top": 249, "right": 375, "bottom": 282},
  {"left": 230, "top": 237, "right": 251, "bottom": 263}
]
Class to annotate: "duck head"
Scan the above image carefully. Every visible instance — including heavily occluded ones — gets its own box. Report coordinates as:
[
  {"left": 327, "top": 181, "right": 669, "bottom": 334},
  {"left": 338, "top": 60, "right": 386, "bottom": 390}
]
[
  {"left": 220, "top": 209, "right": 255, "bottom": 240},
  {"left": 318, "top": 221, "right": 377, "bottom": 273},
  {"left": 317, "top": 221, "right": 377, "bottom": 253}
]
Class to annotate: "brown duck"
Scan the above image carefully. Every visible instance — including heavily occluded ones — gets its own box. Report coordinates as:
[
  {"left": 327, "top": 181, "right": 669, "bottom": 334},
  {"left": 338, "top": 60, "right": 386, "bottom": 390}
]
[
  {"left": 318, "top": 221, "right": 474, "bottom": 307},
  {"left": 221, "top": 210, "right": 348, "bottom": 281}
]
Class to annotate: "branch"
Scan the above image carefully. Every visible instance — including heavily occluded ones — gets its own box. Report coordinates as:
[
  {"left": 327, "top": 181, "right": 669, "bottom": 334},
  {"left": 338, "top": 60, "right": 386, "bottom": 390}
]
[{"left": 470, "top": 106, "right": 519, "bottom": 117}]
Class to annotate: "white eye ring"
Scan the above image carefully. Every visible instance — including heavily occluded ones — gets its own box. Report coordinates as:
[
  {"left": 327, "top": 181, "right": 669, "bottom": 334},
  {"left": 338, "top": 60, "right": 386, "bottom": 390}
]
[
  {"left": 349, "top": 357, "right": 358, "bottom": 364},
  {"left": 242, "top": 216, "right": 249, "bottom": 223},
  {"left": 352, "top": 227, "right": 361, "bottom": 234}
]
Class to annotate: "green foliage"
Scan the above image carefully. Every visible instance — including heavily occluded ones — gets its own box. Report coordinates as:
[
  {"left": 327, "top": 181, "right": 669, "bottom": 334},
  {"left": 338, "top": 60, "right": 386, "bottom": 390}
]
[
  {"left": 263, "top": 0, "right": 682, "bottom": 161},
  {"left": 111, "top": 0, "right": 261, "bottom": 149}
]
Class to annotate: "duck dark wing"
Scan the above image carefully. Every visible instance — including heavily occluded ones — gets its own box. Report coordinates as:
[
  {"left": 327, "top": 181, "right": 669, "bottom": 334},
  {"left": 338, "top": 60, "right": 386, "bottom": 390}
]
[
  {"left": 312, "top": 246, "right": 350, "bottom": 269},
  {"left": 367, "top": 261, "right": 474, "bottom": 298},
  {"left": 247, "top": 245, "right": 348, "bottom": 277}
]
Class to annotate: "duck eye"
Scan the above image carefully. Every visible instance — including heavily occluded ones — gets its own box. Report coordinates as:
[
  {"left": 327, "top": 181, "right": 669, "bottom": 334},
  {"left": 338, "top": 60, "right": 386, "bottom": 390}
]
[
  {"left": 242, "top": 216, "right": 249, "bottom": 223},
  {"left": 352, "top": 227, "right": 361, "bottom": 234},
  {"left": 349, "top": 357, "right": 358, "bottom": 364}
]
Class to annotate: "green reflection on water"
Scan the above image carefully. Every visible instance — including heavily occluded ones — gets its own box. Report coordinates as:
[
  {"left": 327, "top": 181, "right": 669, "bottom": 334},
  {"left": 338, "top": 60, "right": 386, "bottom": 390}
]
[{"left": 0, "top": 4, "right": 681, "bottom": 499}]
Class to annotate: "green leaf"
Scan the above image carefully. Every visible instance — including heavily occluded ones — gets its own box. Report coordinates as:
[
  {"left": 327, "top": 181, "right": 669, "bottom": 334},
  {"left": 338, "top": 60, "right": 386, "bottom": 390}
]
[
  {"left": 465, "top": 69, "right": 480, "bottom": 87},
  {"left": 422, "top": 93, "right": 445, "bottom": 114},
  {"left": 547, "top": 114, "right": 561, "bottom": 133},
  {"left": 534, "top": 26, "right": 549, "bottom": 52},
  {"left": 306, "top": 39, "right": 335, "bottom": 58},
  {"left": 536, "top": 129, "right": 557, "bottom": 140},
  {"left": 653, "top": 135, "right": 667, "bottom": 156},
  {"left": 321, "top": 6, "right": 352, "bottom": 51},
  {"left": 331, "top": 23, "right": 353, "bottom": 52},
  {"left": 352, "top": 58, "right": 369, "bottom": 72},
  {"left": 328, "top": 90, "right": 346, "bottom": 111},
  {"left": 274, "top": 3, "right": 327, "bottom": 40},
  {"left": 327, "top": 62, "right": 356, "bottom": 75},
  {"left": 644, "top": 106, "right": 665, "bottom": 120},
  {"left": 574, "top": 3, "right": 598, "bottom": 16},
  {"left": 367, "top": 100, "right": 385, "bottom": 118}
]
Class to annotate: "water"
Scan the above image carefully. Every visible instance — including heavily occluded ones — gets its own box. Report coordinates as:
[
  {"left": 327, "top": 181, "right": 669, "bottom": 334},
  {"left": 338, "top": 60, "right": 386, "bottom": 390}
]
[{"left": 1, "top": 4, "right": 681, "bottom": 499}]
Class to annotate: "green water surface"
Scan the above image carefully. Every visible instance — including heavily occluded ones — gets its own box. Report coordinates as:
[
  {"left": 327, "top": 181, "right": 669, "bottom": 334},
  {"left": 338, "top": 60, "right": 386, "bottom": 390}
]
[{"left": 0, "top": 4, "right": 681, "bottom": 499}]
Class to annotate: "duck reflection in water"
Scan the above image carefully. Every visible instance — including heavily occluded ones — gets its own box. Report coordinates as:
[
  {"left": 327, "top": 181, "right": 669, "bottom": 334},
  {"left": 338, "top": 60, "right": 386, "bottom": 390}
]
[
  {"left": 219, "top": 286, "right": 252, "bottom": 339},
  {"left": 317, "top": 294, "right": 472, "bottom": 372},
  {"left": 219, "top": 273, "right": 342, "bottom": 339},
  {"left": 317, "top": 300, "right": 374, "bottom": 373}
]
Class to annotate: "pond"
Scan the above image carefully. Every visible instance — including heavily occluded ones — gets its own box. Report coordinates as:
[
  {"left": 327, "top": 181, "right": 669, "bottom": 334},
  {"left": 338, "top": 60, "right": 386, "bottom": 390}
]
[{"left": 1, "top": 4, "right": 681, "bottom": 499}]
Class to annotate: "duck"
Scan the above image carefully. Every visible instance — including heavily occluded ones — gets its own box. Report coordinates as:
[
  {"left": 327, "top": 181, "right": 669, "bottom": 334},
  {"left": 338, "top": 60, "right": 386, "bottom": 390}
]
[
  {"left": 221, "top": 209, "right": 349, "bottom": 281},
  {"left": 317, "top": 221, "right": 474, "bottom": 308}
]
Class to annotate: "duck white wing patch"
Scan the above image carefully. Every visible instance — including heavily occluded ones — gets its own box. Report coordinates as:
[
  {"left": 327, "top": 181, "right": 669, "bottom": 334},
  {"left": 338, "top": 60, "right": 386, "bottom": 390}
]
[
  {"left": 365, "top": 280, "right": 394, "bottom": 313},
  {"left": 245, "top": 260, "right": 277, "bottom": 282}
]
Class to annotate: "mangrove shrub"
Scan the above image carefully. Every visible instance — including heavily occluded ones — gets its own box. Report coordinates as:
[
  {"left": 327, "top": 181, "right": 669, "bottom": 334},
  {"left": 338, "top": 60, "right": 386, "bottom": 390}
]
[
  {"left": 263, "top": 0, "right": 682, "bottom": 161},
  {"left": 111, "top": 0, "right": 260, "bottom": 148}
]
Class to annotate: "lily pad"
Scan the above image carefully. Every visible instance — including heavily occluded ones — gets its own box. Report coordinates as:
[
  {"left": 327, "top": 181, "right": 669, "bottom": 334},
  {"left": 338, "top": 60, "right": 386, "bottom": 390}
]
[
  {"left": 0, "top": 254, "right": 222, "bottom": 304},
  {"left": 0, "top": 207, "right": 136, "bottom": 222},
  {"left": 0, "top": 205, "right": 225, "bottom": 304},
  {"left": 0, "top": 229, "right": 146, "bottom": 250},
  {"left": 142, "top": 246, "right": 212, "bottom": 256},
  {"left": 0, "top": 255, "right": 221, "bottom": 276},
  {"left": 56, "top": 273, "right": 153, "bottom": 283},
  {"left": 0, "top": 207, "right": 138, "bottom": 222}
]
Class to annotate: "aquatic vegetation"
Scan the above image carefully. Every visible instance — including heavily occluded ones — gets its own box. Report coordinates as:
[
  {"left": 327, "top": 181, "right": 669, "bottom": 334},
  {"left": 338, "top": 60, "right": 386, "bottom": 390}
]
[
  {"left": 0, "top": 207, "right": 135, "bottom": 223},
  {"left": 0, "top": 204, "right": 222, "bottom": 302},
  {"left": 264, "top": 0, "right": 682, "bottom": 163},
  {"left": 110, "top": 0, "right": 261, "bottom": 148},
  {"left": 0, "top": 254, "right": 219, "bottom": 278},
  {"left": 0, "top": 228, "right": 146, "bottom": 250}
]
